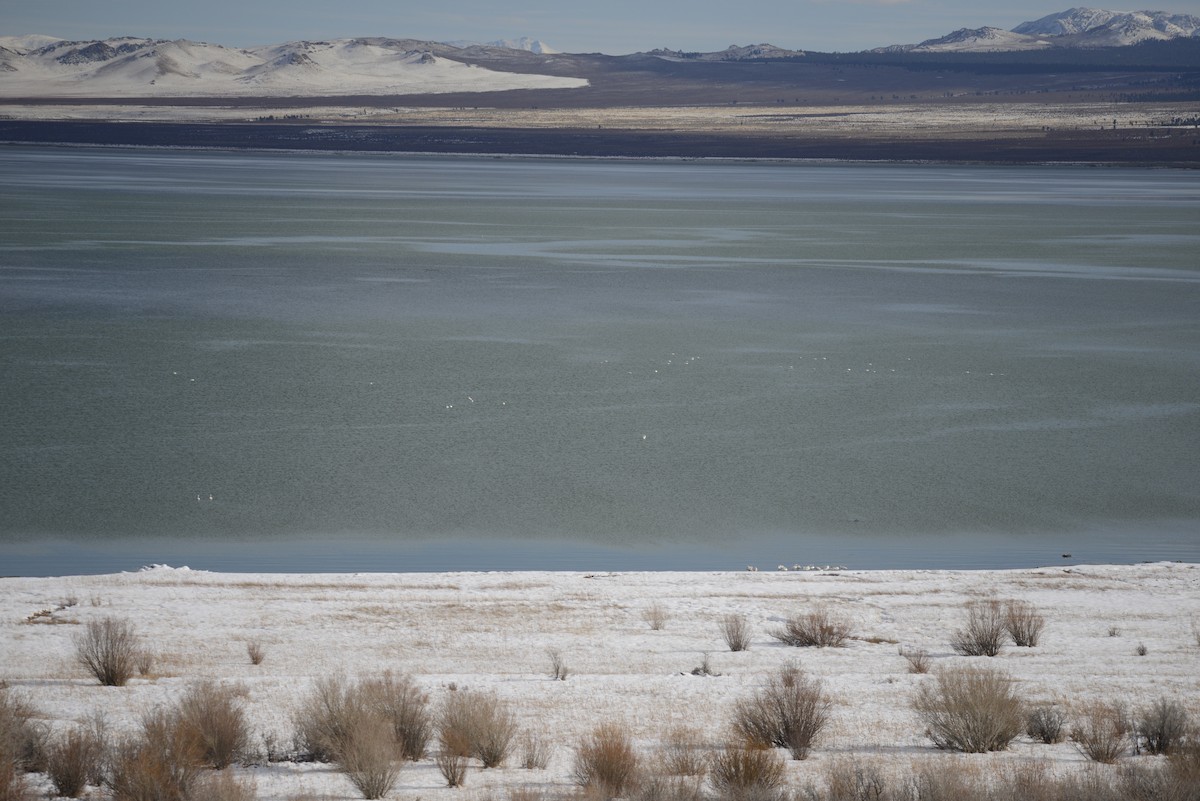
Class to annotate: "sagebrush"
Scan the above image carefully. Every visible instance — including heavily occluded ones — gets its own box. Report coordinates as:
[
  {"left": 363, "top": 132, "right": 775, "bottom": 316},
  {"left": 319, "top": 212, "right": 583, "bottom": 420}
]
[
  {"left": 912, "top": 666, "right": 1024, "bottom": 753},
  {"left": 75, "top": 616, "right": 141, "bottom": 687},
  {"left": 574, "top": 723, "right": 642, "bottom": 797},
  {"left": 732, "top": 664, "right": 830, "bottom": 760}
]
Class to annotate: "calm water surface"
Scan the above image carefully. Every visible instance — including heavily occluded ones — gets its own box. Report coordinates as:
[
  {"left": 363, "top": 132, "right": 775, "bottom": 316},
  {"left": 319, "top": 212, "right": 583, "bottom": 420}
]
[{"left": 2, "top": 147, "right": 1198, "bottom": 575}]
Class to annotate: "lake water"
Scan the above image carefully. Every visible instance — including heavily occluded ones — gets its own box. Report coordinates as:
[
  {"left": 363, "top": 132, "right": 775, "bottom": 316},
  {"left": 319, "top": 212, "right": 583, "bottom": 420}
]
[{"left": 2, "top": 146, "right": 1198, "bottom": 575}]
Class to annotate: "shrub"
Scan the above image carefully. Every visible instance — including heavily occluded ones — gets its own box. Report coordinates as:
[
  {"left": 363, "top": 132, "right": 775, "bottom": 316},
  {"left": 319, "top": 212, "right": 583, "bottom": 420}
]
[
  {"left": 295, "top": 676, "right": 357, "bottom": 762},
  {"left": 0, "top": 686, "right": 48, "bottom": 773},
  {"left": 708, "top": 744, "right": 785, "bottom": 801},
  {"left": 363, "top": 672, "right": 431, "bottom": 762},
  {"left": 720, "top": 614, "right": 752, "bottom": 652},
  {"left": 1167, "top": 737, "right": 1200, "bottom": 792},
  {"left": 296, "top": 673, "right": 429, "bottom": 764},
  {"left": 691, "top": 653, "right": 719, "bottom": 677},
  {"left": 521, "top": 732, "right": 552, "bottom": 770},
  {"left": 824, "top": 758, "right": 892, "bottom": 801},
  {"left": 772, "top": 607, "right": 851, "bottom": 648},
  {"left": 435, "top": 750, "right": 469, "bottom": 787},
  {"left": 1135, "top": 643, "right": 1148, "bottom": 656},
  {"left": 439, "top": 689, "right": 517, "bottom": 768},
  {"left": 136, "top": 650, "right": 155, "bottom": 677},
  {"left": 644, "top": 603, "right": 669, "bottom": 631},
  {"left": 107, "top": 708, "right": 205, "bottom": 801},
  {"left": 660, "top": 726, "right": 707, "bottom": 777},
  {"left": 911, "top": 666, "right": 1024, "bottom": 753},
  {"left": 246, "top": 641, "right": 265, "bottom": 666},
  {"left": 75, "top": 616, "right": 141, "bottom": 686},
  {"left": 177, "top": 681, "right": 250, "bottom": 769},
  {"left": 0, "top": 759, "right": 32, "bottom": 801},
  {"left": 192, "top": 770, "right": 258, "bottom": 801},
  {"left": 339, "top": 715, "right": 401, "bottom": 800},
  {"left": 633, "top": 775, "right": 707, "bottom": 801},
  {"left": 899, "top": 647, "right": 930, "bottom": 674},
  {"left": 46, "top": 725, "right": 105, "bottom": 798},
  {"left": 732, "top": 664, "right": 831, "bottom": 760},
  {"left": 1003, "top": 600, "right": 1045, "bottom": 648},
  {"left": 909, "top": 761, "right": 982, "bottom": 801},
  {"left": 547, "top": 648, "right": 569, "bottom": 681},
  {"left": 949, "top": 600, "right": 1006, "bottom": 657},
  {"left": 1025, "top": 703, "right": 1067, "bottom": 744},
  {"left": 574, "top": 723, "right": 642, "bottom": 797},
  {"left": 1071, "top": 702, "right": 1131, "bottom": 763},
  {"left": 1135, "top": 697, "right": 1190, "bottom": 756}
]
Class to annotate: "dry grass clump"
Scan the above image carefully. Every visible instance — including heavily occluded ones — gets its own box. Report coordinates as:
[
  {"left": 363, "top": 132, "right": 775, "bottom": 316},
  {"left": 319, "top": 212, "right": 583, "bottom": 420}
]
[
  {"left": 246, "top": 640, "right": 265, "bottom": 666},
  {"left": 643, "top": 603, "right": 670, "bottom": 631},
  {"left": 45, "top": 724, "right": 106, "bottom": 798},
  {"left": 720, "top": 614, "right": 752, "bottom": 652},
  {"left": 520, "top": 731, "right": 552, "bottom": 770},
  {"left": 0, "top": 688, "right": 40, "bottom": 801},
  {"left": 912, "top": 666, "right": 1024, "bottom": 753},
  {"left": 732, "top": 664, "right": 831, "bottom": 760},
  {"left": 439, "top": 688, "right": 517, "bottom": 768},
  {"left": 192, "top": 769, "right": 258, "bottom": 801},
  {"left": 1071, "top": 702, "right": 1131, "bottom": 763},
  {"left": 708, "top": 743, "right": 785, "bottom": 801},
  {"left": 632, "top": 775, "right": 707, "bottom": 801},
  {"left": 75, "top": 616, "right": 141, "bottom": 686},
  {"left": 659, "top": 726, "right": 708, "bottom": 777},
  {"left": 1134, "top": 697, "right": 1190, "bottom": 756},
  {"left": 801, "top": 753, "right": 1200, "bottom": 801},
  {"left": 1002, "top": 600, "right": 1045, "bottom": 648},
  {"left": 899, "top": 647, "right": 930, "bottom": 674},
  {"left": 108, "top": 707, "right": 206, "bottom": 801},
  {"left": 0, "top": 686, "right": 47, "bottom": 775},
  {"left": 177, "top": 681, "right": 251, "bottom": 769},
  {"left": 772, "top": 607, "right": 852, "bottom": 648},
  {"left": 949, "top": 600, "right": 1006, "bottom": 657},
  {"left": 1025, "top": 703, "right": 1067, "bottom": 744},
  {"left": 574, "top": 723, "right": 642, "bottom": 797},
  {"left": 823, "top": 758, "right": 895, "bottom": 801}
]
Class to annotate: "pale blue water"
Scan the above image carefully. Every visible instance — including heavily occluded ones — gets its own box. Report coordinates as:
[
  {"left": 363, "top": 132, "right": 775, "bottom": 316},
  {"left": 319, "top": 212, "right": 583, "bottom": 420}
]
[{"left": 2, "top": 146, "right": 1198, "bottom": 575}]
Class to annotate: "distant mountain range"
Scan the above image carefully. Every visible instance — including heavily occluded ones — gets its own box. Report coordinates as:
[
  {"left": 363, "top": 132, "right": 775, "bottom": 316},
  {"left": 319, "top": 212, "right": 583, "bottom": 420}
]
[
  {"left": 0, "top": 35, "right": 584, "bottom": 98},
  {"left": 2, "top": 8, "right": 1199, "bottom": 100},
  {"left": 878, "top": 7, "right": 1200, "bottom": 53}
]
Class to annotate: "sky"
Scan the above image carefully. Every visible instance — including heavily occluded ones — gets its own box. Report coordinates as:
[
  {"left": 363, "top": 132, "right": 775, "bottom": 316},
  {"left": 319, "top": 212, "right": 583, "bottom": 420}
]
[{"left": 3, "top": 0, "right": 1200, "bottom": 53}]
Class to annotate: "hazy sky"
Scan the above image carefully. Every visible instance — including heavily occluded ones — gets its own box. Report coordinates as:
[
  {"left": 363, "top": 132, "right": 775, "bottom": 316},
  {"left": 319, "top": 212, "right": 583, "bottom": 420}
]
[{"left": 5, "top": 1, "right": 1200, "bottom": 53}]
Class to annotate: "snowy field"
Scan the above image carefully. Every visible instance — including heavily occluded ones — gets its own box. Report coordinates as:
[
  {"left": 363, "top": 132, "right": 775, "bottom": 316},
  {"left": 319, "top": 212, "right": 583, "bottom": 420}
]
[{"left": 2, "top": 562, "right": 1198, "bottom": 799}]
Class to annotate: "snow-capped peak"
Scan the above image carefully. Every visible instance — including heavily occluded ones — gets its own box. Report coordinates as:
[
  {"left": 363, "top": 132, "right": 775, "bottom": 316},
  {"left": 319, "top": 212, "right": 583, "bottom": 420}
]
[{"left": 1011, "top": 7, "right": 1200, "bottom": 45}]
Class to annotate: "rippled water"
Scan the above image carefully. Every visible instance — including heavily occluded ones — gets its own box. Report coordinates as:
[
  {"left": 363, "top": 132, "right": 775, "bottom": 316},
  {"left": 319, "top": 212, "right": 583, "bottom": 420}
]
[{"left": 2, "top": 147, "right": 1198, "bottom": 575}]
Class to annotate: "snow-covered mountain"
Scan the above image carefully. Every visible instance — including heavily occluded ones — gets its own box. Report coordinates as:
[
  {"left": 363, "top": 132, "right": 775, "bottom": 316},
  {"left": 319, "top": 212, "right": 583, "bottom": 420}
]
[
  {"left": 0, "top": 35, "right": 587, "bottom": 98},
  {"left": 882, "top": 7, "right": 1200, "bottom": 53},
  {"left": 883, "top": 27, "right": 1054, "bottom": 53},
  {"left": 1014, "top": 7, "right": 1200, "bottom": 44}
]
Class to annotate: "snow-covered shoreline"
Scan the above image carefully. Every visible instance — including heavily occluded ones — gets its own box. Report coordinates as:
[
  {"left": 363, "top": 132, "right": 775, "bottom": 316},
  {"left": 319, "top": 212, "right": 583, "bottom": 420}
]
[{"left": 3, "top": 563, "right": 1197, "bottom": 799}]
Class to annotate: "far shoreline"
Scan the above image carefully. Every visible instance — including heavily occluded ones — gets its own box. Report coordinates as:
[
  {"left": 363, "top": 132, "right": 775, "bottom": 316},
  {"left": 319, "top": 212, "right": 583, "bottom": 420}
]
[{"left": 3, "top": 118, "right": 1199, "bottom": 166}]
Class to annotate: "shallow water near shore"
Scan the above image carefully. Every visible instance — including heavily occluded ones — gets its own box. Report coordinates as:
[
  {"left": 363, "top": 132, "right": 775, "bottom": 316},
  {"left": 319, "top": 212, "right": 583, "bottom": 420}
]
[{"left": 2, "top": 146, "right": 1198, "bottom": 575}]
